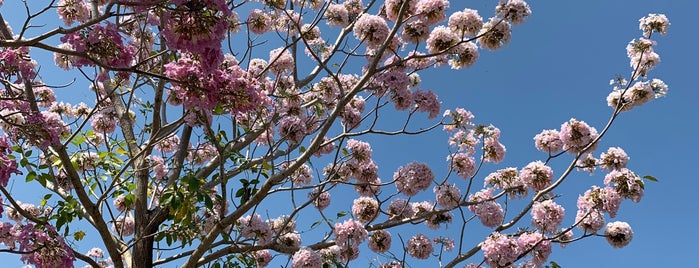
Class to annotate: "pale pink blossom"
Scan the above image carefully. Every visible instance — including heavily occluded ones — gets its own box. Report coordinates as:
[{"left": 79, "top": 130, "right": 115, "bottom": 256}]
[
  {"left": 478, "top": 17, "right": 512, "bottom": 50},
  {"left": 239, "top": 214, "right": 272, "bottom": 244},
  {"left": 426, "top": 26, "right": 459, "bottom": 54},
  {"left": 533, "top": 129, "right": 563, "bottom": 153},
  {"left": 368, "top": 230, "right": 392, "bottom": 253},
  {"left": 604, "top": 221, "right": 633, "bottom": 248},
  {"left": 352, "top": 197, "right": 380, "bottom": 223},
  {"left": 333, "top": 219, "right": 367, "bottom": 248},
  {"left": 559, "top": 118, "right": 598, "bottom": 154},
  {"left": 604, "top": 168, "right": 644, "bottom": 203},
  {"left": 519, "top": 161, "right": 553, "bottom": 192},
  {"left": 415, "top": 0, "right": 449, "bottom": 26},
  {"left": 485, "top": 168, "right": 526, "bottom": 198},
  {"left": 482, "top": 232, "right": 520, "bottom": 267},
  {"left": 325, "top": 4, "right": 349, "bottom": 27},
  {"left": 253, "top": 250, "right": 273, "bottom": 267},
  {"left": 309, "top": 188, "right": 331, "bottom": 210},
  {"left": 468, "top": 188, "right": 504, "bottom": 227},
  {"left": 517, "top": 231, "right": 551, "bottom": 266},
  {"left": 448, "top": 152, "right": 476, "bottom": 179},
  {"left": 600, "top": 147, "right": 629, "bottom": 171},
  {"left": 394, "top": 161, "right": 434, "bottom": 197},
  {"left": 448, "top": 8, "right": 483, "bottom": 37},
  {"left": 353, "top": 14, "right": 390, "bottom": 49},
  {"left": 639, "top": 13, "right": 669, "bottom": 36},
  {"left": 531, "top": 200, "right": 564, "bottom": 234},
  {"left": 387, "top": 198, "right": 415, "bottom": 220},
  {"left": 57, "top": 0, "right": 90, "bottom": 26},
  {"left": 407, "top": 233, "right": 433, "bottom": 259},
  {"left": 496, "top": 0, "right": 532, "bottom": 25},
  {"left": 292, "top": 248, "right": 322, "bottom": 268},
  {"left": 434, "top": 183, "right": 461, "bottom": 209}
]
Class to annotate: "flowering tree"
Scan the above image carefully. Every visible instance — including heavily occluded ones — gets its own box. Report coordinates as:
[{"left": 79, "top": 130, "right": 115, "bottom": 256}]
[{"left": 0, "top": 0, "right": 669, "bottom": 268}]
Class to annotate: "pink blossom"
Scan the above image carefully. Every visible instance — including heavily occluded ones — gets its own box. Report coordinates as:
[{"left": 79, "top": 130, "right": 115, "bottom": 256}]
[
  {"left": 533, "top": 129, "right": 563, "bottom": 153},
  {"left": 496, "top": 0, "right": 532, "bottom": 25},
  {"left": 112, "top": 194, "right": 133, "bottom": 212},
  {"left": 434, "top": 183, "right": 461, "bottom": 209},
  {"left": 394, "top": 161, "right": 434, "bottom": 197},
  {"left": 309, "top": 188, "right": 331, "bottom": 210},
  {"left": 604, "top": 221, "right": 633, "bottom": 248},
  {"left": 531, "top": 200, "right": 564, "bottom": 234},
  {"left": 483, "top": 136, "right": 506, "bottom": 163},
  {"left": 407, "top": 233, "right": 433, "bottom": 259},
  {"left": 325, "top": 4, "right": 349, "bottom": 27},
  {"left": 485, "top": 168, "right": 526, "bottom": 198},
  {"left": 385, "top": 0, "right": 416, "bottom": 22},
  {"left": 292, "top": 248, "right": 322, "bottom": 268},
  {"left": 426, "top": 26, "right": 459, "bottom": 54},
  {"left": 478, "top": 17, "right": 512, "bottom": 50},
  {"left": 449, "top": 8, "right": 483, "bottom": 37},
  {"left": 112, "top": 215, "right": 135, "bottom": 236},
  {"left": 57, "top": 0, "right": 90, "bottom": 26},
  {"left": 639, "top": 13, "right": 669, "bottom": 36},
  {"left": 0, "top": 136, "right": 20, "bottom": 187},
  {"left": 600, "top": 147, "right": 629, "bottom": 171},
  {"left": 482, "top": 232, "right": 521, "bottom": 267},
  {"left": 368, "top": 230, "right": 392, "bottom": 253},
  {"left": 448, "top": 41, "right": 479, "bottom": 69},
  {"left": 253, "top": 250, "right": 273, "bottom": 267},
  {"left": 626, "top": 38, "right": 660, "bottom": 77},
  {"left": 575, "top": 207, "right": 605, "bottom": 233},
  {"left": 411, "top": 89, "right": 440, "bottom": 119},
  {"left": 415, "top": 0, "right": 449, "bottom": 26},
  {"left": 86, "top": 247, "right": 104, "bottom": 258},
  {"left": 575, "top": 153, "right": 599, "bottom": 174},
  {"left": 238, "top": 214, "right": 272, "bottom": 244},
  {"left": 401, "top": 19, "right": 430, "bottom": 44},
  {"left": 60, "top": 22, "right": 134, "bottom": 69},
  {"left": 468, "top": 188, "right": 504, "bottom": 227},
  {"left": 517, "top": 231, "right": 551, "bottom": 266},
  {"left": 248, "top": 9, "right": 272, "bottom": 34},
  {"left": 578, "top": 186, "right": 622, "bottom": 218},
  {"left": 448, "top": 130, "right": 479, "bottom": 153},
  {"left": 448, "top": 152, "right": 476, "bottom": 179},
  {"left": 604, "top": 168, "right": 644, "bottom": 203},
  {"left": 559, "top": 118, "right": 598, "bottom": 154},
  {"left": 333, "top": 219, "right": 367, "bottom": 248},
  {"left": 519, "top": 161, "right": 553, "bottom": 192},
  {"left": 352, "top": 197, "right": 380, "bottom": 223},
  {"left": 155, "top": 134, "right": 180, "bottom": 153},
  {"left": 269, "top": 47, "right": 295, "bottom": 75},
  {"left": 434, "top": 236, "right": 455, "bottom": 251},
  {"left": 387, "top": 198, "right": 415, "bottom": 220},
  {"left": 353, "top": 14, "right": 390, "bottom": 49}
]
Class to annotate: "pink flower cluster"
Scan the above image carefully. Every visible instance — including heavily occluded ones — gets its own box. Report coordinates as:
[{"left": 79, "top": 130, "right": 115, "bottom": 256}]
[
  {"left": 352, "top": 197, "right": 380, "bottom": 223},
  {"left": 353, "top": 14, "right": 390, "bottom": 49},
  {"left": 559, "top": 118, "right": 598, "bottom": 154},
  {"left": 413, "top": 201, "right": 453, "bottom": 229},
  {"left": 0, "top": 47, "right": 37, "bottom": 83},
  {"left": 0, "top": 136, "right": 20, "bottom": 187},
  {"left": 393, "top": 161, "right": 434, "bottom": 197},
  {"left": 599, "top": 147, "right": 629, "bottom": 171},
  {"left": 292, "top": 248, "right": 322, "bottom": 268},
  {"left": 161, "top": 0, "right": 231, "bottom": 71},
  {"left": 531, "top": 199, "right": 565, "bottom": 234},
  {"left": 604, "top": 221, "right": 633, "bottom": 248},
  {"left": 604, "top": 168, "right": 644, "bottom": 203},
  {"left": 484, "top": 168, "right": 526, "bottom": 198},
  {"left": 607, "top": 79, "right": 668, "bottom": 111},
  {"left": 407, "top": 233, "right": 434, "bottom": 259},
  {"left": 368, "top": 230, "right": 391, "bottom": 253},
  {"left": 0, "top": 223, "right": 76, "bottom": 268},
  {"left": 164, "top": 53, "right": 267, "bottom": 125},
  {"left": 333, "top": 219, "right": 367, "bottom": 249},
  {"left": 59, "top": 22, "right": 134, "bottom": 69},
  {"left": 639, "top": 13, "right": 670, "bottom": 36},
  {"left": 519, "top": 161, "right": 553, "bottom": 192},
  {"left": 238, "top": 214, "right": 272, "bottom": 244},
  {"left": 433, "top": 183, "right": 461, "bottom": 209},
  {"left": 468, "top": 188, "right": 504, "bottom": 228},
  {"left": 533, "top": 129, "right": 563, "bottom": 153},
  {"left": 56, "top": 0, "right": 90, "bottom": 26},
  {"left": 308, "top": 188, "right": 331, "bottom": 210}
]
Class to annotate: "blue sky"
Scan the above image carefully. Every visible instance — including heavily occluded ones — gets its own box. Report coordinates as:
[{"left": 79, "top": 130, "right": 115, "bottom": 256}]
[{"left": 0, "top": 1, "right": 697, "bottom": 267}]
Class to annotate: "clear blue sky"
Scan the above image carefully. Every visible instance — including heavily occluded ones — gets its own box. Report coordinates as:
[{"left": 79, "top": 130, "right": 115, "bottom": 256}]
[{"left": 0, "top": 1, "right": 696, "bottom": 267}]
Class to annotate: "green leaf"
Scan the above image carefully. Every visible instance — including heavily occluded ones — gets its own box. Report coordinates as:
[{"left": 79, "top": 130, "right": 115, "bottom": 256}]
[
  {"left": 310, "top": 221, "right": 322, "bottom": 229},
  {"left": 26, "top": 171, "right": 36, "bottom": 182},
  {"left": 643, "top": 175, "right": 659, "bottom": 182},
  {"left": 73, "top": 230, "right": 86, "bottom": 241},
  {"left": 336, "top": 211, "right": 347, "bottom": 218}
]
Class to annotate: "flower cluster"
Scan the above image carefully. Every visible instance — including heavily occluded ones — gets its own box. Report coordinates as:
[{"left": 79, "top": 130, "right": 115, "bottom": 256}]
[
  {"left": 59, "top": 22, "right": 135, "bottom": 69},
  {"left": 519, "top": 161, "right": 553, "bottom": 192},
  {"left": 352, "top": 197, "right": 379, "bottom": 223},
  {"left": 468, "top": 188, "right": 504, "bottom": 227},
  {"left": 485, "top": 168, "right": 526, "bottom": 198},
  {"left": 238, "top": 214, "right": 272, "bottom": 244},
  {"left": 559, "top": 118, "right": 598, "bottom": 154},
  {"left": 531, "top": 199, "right": 565, "bottom": 234},
  {"left": 407, "top": 233, "right": 434, "bottom": 259},
  {"left": 604, "top": 221, "right": 633, "bottom": 248},
  {"left": 394, "top": 161, "right": 434, "bottom": 197}
]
